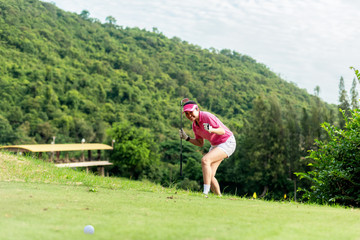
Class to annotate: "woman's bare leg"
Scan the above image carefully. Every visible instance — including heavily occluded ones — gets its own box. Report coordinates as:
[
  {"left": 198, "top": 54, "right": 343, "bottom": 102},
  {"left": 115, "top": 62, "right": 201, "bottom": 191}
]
[
  {"left": 210, "top": 177, "right": 221, "bottom": 195},
  {"left": 210, "top": 158, "right": 223, "bottom": 195},
  {"left": 201, "top": 147, "right": 227, "bottom": 195}
]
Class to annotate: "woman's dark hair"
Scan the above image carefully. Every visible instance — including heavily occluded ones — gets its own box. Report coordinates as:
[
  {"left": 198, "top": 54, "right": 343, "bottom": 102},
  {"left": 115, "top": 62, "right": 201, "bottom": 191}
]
[{"left": 183, "top": 100, "right": 197, "bottom": 106}]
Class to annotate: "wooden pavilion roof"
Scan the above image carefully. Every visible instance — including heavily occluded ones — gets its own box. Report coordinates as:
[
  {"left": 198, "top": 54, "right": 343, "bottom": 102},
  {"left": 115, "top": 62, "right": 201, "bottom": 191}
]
[{"left": 0, "top": 143, "right": 113, "bottom": 153}]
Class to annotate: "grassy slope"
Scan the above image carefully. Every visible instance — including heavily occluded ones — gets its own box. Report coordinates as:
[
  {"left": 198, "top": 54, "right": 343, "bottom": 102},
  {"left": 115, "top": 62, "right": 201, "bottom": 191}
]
[{"left": 1, "top": 152, "right": 360, "bottom": 240}]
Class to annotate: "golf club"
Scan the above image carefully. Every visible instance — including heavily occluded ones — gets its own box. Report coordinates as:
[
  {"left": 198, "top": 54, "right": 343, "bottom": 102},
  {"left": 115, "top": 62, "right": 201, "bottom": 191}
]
[{"left": 180, "top": 98, "right": 189, "bottom": 176}]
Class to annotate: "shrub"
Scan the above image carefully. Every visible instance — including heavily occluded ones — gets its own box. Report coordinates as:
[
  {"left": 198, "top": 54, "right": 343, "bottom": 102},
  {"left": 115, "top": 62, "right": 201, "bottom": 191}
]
[
  {"left": 107, "top": 121, "right": 160, "bottom": 179},
  {"left": 297, "top": 67, "right": 360, "bottom": 207},
  {"left": 296, "top": 109, "right": 360, "bottom": 206}
]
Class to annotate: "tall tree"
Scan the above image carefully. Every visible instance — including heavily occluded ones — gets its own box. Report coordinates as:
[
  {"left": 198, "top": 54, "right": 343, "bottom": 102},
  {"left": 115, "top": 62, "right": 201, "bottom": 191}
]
[
  {"left": 243, "top": 95, "right": 288, "bottom": 198},
  {"left": 79, "top": 10, "right": 90, "bottom": 20},
  {"left": 105, "top": 16, "right": 117, "bottom": 25},
  {"left": 314, "top": 85, "right": 320, "bottom": 97},
  {"left": 300, "top": 108, "right": 311, "bottom": 153},
  {"left": 311, "top": 86, "right": 322, "bottom": 139},
  {"left": 284, "top": 101, "right": 301, "bottom": 199},
  {"left": 350, "top": 78, "right": 359, "bottom": 109},
  {"left": 338, "top": 77, "right": 350, "bottom": 128}
]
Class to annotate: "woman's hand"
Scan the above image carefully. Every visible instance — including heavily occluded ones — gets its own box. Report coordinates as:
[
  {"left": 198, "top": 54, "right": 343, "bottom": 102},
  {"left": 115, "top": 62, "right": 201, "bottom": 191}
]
[
  {"left": 203, "top": 123, "right": 213, "bottom": 133},
  {"left": 179, "top": 129, "right": 189, "bottom": 140},
  {"left": 203, "top": 123, "right": 225, "bottom": 135}
]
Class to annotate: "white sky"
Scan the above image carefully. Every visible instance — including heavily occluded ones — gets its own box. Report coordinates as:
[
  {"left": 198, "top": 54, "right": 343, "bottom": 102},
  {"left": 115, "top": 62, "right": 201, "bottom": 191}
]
[{"left": 42, "top": 0, "right": 360, "bottom": 104}]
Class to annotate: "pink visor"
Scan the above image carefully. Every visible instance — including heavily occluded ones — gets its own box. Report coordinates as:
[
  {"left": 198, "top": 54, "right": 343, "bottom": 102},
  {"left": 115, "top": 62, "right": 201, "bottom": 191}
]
[{"left": 183, "top": 104, "right": 198, "bottom": 113}]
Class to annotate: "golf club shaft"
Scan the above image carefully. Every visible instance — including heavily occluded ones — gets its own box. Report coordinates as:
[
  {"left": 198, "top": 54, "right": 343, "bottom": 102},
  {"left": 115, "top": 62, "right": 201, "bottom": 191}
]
[
  {"left": 179, "top": 98, "right": 189, "bottom": 177},
  {"left": 180, "top": 100, "right": 183, "bottom": 176}
]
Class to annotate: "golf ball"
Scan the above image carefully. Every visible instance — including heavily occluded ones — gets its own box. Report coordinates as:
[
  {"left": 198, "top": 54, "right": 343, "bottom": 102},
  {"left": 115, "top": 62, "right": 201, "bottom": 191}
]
[{"left": 84, "top": 225, "right": 94, "bottom": 234}]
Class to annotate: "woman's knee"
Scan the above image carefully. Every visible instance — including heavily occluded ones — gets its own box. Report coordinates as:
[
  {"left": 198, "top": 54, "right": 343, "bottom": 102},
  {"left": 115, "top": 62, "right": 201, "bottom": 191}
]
[{"left": 201, "top": 156, "right": 211, "bottom": 166}]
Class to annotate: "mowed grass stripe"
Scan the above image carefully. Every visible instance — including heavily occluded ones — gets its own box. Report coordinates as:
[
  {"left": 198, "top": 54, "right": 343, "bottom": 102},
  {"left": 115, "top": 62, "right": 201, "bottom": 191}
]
[{"left": 1, "top": 152, "right": 360, "bottom": 240}]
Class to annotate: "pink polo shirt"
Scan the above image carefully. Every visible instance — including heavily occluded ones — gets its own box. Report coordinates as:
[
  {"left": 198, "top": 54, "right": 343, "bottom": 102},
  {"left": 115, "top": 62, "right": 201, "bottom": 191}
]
[{"left": 192, "top": 111, "right": 233, "bottom": 146}]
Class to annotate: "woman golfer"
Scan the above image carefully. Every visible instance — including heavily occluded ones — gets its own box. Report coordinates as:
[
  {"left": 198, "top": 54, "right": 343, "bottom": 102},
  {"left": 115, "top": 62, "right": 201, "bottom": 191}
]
[{"left": 179, "top": 100, "right": 236, "bottom": 196}]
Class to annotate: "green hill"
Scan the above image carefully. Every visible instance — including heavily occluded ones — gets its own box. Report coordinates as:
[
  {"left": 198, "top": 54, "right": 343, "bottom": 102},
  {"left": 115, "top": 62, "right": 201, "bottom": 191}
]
[
  {"left": 0, "top": 0, "right": 333, "bottom": 143},
  {"left": 0, "top": 0, "right": 338, "bottom": 198}
]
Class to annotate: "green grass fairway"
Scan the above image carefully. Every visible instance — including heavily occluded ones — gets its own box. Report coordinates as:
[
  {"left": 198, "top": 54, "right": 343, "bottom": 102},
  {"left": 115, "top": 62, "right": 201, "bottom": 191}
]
[{"left": 1, "top": 152, "right": 360, "bottom": 240}]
